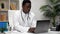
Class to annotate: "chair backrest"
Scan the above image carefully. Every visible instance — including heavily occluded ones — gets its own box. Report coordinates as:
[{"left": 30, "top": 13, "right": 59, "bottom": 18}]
[{"left": 8, "top": 10, "right": 19, "bottom": 30}]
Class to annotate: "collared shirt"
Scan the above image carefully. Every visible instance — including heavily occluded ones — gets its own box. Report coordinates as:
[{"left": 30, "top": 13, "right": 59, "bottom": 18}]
[{"left": 13, "top": 10, "right": 36, "bottom": 32}]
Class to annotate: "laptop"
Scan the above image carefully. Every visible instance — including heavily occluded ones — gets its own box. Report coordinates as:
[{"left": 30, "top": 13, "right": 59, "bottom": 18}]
[{"left": 35, "top": 20, "right": 50, "bottom": 33}]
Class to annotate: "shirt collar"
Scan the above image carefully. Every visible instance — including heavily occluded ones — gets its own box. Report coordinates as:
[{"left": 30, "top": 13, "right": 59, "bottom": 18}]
[
  {"left": 22, "top": 10, "right": 26, "bottom": 17},
  {"left": 22, "top": 10, "right": 29, "bottom": 17},
  {"left": 21, "top": 10, "right": 31, "bottom": 19}
]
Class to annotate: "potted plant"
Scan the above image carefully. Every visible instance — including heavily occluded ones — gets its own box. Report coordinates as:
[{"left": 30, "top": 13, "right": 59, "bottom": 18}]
[{"left": 40, "top": 0, "right": 60, "bottom": 27}]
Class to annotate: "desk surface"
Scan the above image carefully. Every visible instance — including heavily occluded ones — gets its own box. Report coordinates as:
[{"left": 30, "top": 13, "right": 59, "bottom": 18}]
[{"left": 5, "top": 31, "right": 60, "bottom": 34}]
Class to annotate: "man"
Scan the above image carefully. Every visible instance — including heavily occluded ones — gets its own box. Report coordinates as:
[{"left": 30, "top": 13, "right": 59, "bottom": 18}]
[{"left": 13, "top": 0, "right": 36, "bottom": 33}]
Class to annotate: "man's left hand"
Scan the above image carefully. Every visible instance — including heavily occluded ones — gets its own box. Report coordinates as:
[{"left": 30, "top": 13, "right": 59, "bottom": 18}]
[{"left": 28, "top": 28, "right": 35, "bottom": 33}]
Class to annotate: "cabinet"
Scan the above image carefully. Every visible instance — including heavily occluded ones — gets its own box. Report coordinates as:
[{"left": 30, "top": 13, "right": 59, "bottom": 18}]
[
  {"left": 0, "top": 0, "right": 19, "bottom": 31},
  {"left": 0, "top": 0, "right": 9, "bottom": 22},
  {"left": 0, "top": 0, "right": 19, "bottom": 22},
  {"left": 0, "top": 0, "right": 19, "bottom": 10}
]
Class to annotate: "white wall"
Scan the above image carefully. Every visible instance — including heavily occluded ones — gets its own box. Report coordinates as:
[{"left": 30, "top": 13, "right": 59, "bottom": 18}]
[{"left": 19, "top": 0, "right": 50, "bottom": 20}]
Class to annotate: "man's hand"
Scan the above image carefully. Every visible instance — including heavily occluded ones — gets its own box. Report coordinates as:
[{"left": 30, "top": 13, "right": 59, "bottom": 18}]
[{"left": 28, "top": 28, "right": 35, "bottom": 33}]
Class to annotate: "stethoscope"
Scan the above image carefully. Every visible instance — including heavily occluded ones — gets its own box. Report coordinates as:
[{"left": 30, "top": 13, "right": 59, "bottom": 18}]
[{"left": 21, "top": 11, "right": 30, "bottom": 23}]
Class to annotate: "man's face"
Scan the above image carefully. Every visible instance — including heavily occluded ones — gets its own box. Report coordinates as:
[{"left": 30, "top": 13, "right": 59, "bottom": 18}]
[{"left": 22, "top": 3, "right": 31, "bottom": 14}]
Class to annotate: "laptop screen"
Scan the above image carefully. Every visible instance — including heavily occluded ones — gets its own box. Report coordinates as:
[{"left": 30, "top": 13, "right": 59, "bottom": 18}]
[{"left": 35, "top": 20, "right": 50, "bottom": 33}]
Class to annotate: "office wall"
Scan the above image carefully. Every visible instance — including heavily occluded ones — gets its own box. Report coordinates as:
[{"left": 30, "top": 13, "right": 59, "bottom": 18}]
[{"left": 19, "top": 0, "right": 50, "bottom": 20}]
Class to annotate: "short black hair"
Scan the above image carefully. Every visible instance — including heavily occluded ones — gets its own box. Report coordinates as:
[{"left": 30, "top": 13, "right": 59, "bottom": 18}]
[{"left": 22, "top": 0, "right": 31, "bottom": 6}]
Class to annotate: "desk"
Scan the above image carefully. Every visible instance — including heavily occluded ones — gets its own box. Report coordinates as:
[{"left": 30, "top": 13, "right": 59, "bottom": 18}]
[{"left": 5, "top": 31, "right": 60, "bottom": 34}]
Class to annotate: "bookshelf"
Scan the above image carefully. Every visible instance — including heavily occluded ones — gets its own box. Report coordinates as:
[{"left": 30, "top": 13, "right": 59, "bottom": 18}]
[
  {"left": 0, "top": 0, "right": 9, "bottom": 11},
  {"left": 0, "top": 0, "right": 9, "bottom": 22},
  {"left": 0, "top": 0, "right": 19, "bottom": 22},
  {"left": 0, "top": 0, "right": 19, "bottom": 32},
  {"left": 0, "top": 11, "right": 8, "bottom": 22}
]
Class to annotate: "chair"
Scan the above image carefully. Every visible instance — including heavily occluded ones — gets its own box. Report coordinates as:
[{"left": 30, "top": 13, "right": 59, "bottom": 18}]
[{"left": 8, "top": 10, "right": 19, "bottom": 31}]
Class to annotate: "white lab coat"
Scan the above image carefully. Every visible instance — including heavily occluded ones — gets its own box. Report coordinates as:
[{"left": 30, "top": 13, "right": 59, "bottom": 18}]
[{"left": 13, "top": 10, "right": 36, "bottom": 32}]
